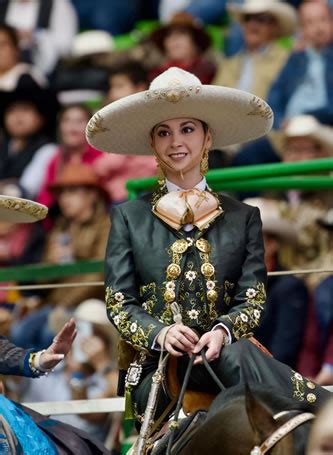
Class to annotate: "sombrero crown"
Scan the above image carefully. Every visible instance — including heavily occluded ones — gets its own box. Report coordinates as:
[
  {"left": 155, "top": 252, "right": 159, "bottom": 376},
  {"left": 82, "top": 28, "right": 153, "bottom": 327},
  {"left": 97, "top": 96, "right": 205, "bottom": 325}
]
[{"left": 86, "top": 67, "right": 273, "bottom": 155}]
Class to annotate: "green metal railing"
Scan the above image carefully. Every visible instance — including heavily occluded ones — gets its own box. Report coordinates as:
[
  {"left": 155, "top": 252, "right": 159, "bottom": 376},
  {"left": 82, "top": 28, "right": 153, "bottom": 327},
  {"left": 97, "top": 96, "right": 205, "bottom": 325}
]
[{"left": 126, "top": 157, "right": 333, "bottom": 199}]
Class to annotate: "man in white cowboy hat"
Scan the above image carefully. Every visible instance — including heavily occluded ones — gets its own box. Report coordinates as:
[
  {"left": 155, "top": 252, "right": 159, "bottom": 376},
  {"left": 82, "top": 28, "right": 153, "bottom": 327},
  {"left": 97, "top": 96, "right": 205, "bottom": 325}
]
[
  {"left": 0, "top": 195, "right": 76, "bottom": 378},
  {"left": 86, "top": 66, "right": 330, "bottom": 441},
  {"left": 268, "top": 1, "right": 333, "bottom": 129},
  {"left": 213, "top": 0, "right": 297, "bottom": 101},
  {"left": 270, "top": 115, "right": 333, "bottom": 272},
  {"left": 244, "top": 197, "right": 309, "bottom": 370}
]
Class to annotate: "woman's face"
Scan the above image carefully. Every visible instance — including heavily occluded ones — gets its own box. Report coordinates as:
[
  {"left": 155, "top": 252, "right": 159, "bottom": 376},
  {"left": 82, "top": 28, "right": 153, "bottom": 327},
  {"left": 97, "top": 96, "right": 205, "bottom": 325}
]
[
  {"left": 0, "top": 30, "right": 18, "bottom": 73},
  {"left": 151, "top": 117, "right": 211, "bottom": 179},
  {"left": 59, "top": 107, "right": 89, "bottom": 149},
  {"left": 4, "top": 102, "right": 44, "bottom": 138},
  {"left": 58, "top": 186, "right": 98, "bottom": 219},
  {"left": 164, "top": 30, "right": 198, "bottom": 62}
]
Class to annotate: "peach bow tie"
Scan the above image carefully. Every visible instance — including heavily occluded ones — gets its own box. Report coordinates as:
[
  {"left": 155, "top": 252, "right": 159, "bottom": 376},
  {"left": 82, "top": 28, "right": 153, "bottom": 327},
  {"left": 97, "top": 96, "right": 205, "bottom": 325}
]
[{"left": 153, "top": 188, "right": 223, "bottom": 230}]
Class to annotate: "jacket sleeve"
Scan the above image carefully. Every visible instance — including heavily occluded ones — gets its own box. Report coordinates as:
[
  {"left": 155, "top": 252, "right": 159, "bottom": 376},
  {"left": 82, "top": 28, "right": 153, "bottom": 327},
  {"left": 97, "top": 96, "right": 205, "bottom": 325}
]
[
  {"left": 215, "top": 207, "right": 267, "bottom": 342},
  {"left": 0, "top": 337, "right": 34, "bottom": 377},
  {"left": 104, "top": 205, "right": 166, "bottom": 351}
]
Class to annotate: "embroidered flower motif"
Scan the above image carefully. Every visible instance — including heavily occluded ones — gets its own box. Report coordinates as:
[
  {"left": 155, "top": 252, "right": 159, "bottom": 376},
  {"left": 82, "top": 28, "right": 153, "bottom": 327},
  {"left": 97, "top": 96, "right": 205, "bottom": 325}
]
[
  {"left": 206, "top": 280, "right": 215, "bottom": 290},
  {"left": 113, "top": 315, "right": 120, "bottom": 326},
  {"left": 254, "top": 309, "right": 261, "bottom": 319},
  {"left": 185, "top": 271, "right": 197, "bottom": 282},
  {"left": 246, "top": 288, "right": 257, "bottom": 299},
  {"left": 130, "top": 322, "right": 138, "bottom": 333},
  {"left": 240, "top": 313, "right": 248, "bottom": 322},
  {"left": 142, "top": 302, "right": 148, "bottom": 310},
  {"left": 294, "top": 373, "right": 303, "bottom": 381},
  {"left": 188, "top": 309, "right": 199, "bottom": 320},
  {"left": 166, "top": 281, "right": 176, "bottom": 291},
  {"left": 114, "top": 292, "right": 125, "bottom": 302},
  {"left": 186, "top": 237, "right": 194, "bottom": 246}
]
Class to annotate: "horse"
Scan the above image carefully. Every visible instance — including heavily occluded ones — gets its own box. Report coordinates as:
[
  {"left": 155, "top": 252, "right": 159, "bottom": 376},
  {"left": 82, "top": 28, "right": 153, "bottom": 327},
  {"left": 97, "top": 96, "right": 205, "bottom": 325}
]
[{"left": 177, "top": 384, "right": 320, "bottom": 455}]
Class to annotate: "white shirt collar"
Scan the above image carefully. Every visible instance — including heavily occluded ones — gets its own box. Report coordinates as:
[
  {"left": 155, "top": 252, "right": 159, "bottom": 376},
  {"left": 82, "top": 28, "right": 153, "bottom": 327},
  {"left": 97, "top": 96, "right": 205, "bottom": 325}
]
[{"left": 166, "top": 177, "right": 207, "bottom": 193}]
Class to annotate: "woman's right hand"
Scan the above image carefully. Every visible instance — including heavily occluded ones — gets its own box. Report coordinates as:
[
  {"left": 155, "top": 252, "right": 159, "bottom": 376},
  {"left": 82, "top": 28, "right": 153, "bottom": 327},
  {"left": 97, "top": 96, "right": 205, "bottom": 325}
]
[{"left": 157, "top": 325, "right": 199, "bottom": 357}]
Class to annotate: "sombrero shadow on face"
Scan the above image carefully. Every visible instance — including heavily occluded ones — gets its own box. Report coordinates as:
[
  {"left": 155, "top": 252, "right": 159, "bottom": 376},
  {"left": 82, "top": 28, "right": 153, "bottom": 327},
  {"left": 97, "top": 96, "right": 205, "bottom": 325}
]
[
  {"left": 85, "top": 67, "right": 274, "bottom": 156},
  {"left": 0, "top": 195, "right": 48, "bottom": 223}
]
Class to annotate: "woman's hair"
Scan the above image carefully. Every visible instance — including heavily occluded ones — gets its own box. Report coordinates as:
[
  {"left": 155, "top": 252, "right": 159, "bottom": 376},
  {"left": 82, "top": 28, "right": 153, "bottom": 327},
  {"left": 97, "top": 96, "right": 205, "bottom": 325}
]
[{"left": 0, "top": 23, "right": 19, "bottom": 48}]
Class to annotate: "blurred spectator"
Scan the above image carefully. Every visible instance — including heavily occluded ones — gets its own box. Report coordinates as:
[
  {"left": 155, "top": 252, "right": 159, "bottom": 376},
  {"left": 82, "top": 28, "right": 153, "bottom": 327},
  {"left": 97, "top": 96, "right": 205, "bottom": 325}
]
[
  {"left": 0, "top": 87, "right": 58, "bottom": 199},
  {"left": 0, "top": 23, "right": 47, "bottom": 91},
  {"left": 297, "top": 210, "right": 333, "bottom": 386},
  {"left": 268, "top": 1, "right": 333, "bottom": 128},
  {"left": 245, "top": 197, "right": 309, "bottom": 369},
  {"left": 93, "top": 60, "right": 156, "bottom": 203},
  {"left": 149, "top": 13, "right": 217, "bottom": 84},
  {"left": 11, "top": 163, "right": 110, "bottom": 350},
  {"left": 0, "top": 0, "right": 78, "bottom": 75},
  {"left": 158, "top": 0, "right": 227, "bottom": 24},
  {"left": 53, "top": 30, "right": 114, "bottom": 106},
  {"left": 71, "top": 0, "right": 159, "bottom": 36},
  {"left": 269, "top": 115, "right": 333, "bottom": 270},
  {"left": 21, "top": 299, "right": 118, "bottom": 442},
  {"left": 38, "top": 104, "right": 102, "bottom": 209},
  {"left": 213, "top": 0, "right": 297, "bottom": 100}
]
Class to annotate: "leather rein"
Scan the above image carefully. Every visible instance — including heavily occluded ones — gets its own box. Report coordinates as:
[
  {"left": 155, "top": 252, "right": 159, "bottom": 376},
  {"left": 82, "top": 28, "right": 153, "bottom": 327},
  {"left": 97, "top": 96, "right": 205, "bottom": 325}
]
[{"left": 250, "top": 410, "right": 315, "bottom": 455}]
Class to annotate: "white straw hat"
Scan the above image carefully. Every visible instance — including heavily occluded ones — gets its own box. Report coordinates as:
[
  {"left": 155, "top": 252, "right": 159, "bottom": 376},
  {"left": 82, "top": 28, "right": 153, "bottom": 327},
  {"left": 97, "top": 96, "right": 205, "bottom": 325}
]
[
  {"left": 72, "top": 30, "right": 114, "bottom": 58},
  {"left": 0, "top": 195, "right": 48, "bottom": 223},
  {"left": 86, "top": 67, "right": 273, "bottom": 155},
  {"left": 74, "top": 299, "right": 109, "bottom": 326},
  {"left": 270, "top": 115, "right": 333, "bottom": 156},
  {"left": 244, "top": 197, "right": 297, "bottom": 242},
  {"left": 228, "top": 0, "right": 298, "bottom": 38}
]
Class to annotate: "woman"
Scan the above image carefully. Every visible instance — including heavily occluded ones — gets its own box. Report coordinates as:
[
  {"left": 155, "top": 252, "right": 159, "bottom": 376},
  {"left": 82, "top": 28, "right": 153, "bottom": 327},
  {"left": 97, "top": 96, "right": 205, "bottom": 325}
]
[
  {"left": 86, "top": 67, "right": 330, "bottom": 428},
  {"left": 38, "top": 104, "right": 102, "bottom": 209}
]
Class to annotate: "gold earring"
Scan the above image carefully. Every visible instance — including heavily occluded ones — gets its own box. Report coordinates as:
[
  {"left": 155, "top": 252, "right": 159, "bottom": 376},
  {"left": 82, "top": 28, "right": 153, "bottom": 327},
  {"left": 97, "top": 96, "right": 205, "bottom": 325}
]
[
  {"left": 156, "top": 160, "right": 166, "bottom": 186},
  {"left": 200, "top": 148, "right": 209, "bottom": 176}
]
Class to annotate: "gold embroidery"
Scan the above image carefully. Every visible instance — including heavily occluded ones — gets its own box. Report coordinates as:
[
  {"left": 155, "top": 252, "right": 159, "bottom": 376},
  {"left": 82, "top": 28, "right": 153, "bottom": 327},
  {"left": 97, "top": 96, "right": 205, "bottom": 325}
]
[
  {"left": 86, "top": 112, "right": 109, "bottom": 139},
  {"left": 247, "top": 96, "right": 273, "bottom": 120},
  {"left": 0, "top": 197, "right": 48, "bottom": 221},
  {"left": 227, "top": 282, "right": 266, "bottom": 340},
  {"left": 106, "top": 286, "right": 156, "bottom": 349},
  {"left": 224, "top": 280, "right": 235, "bottom": 306},
  {"left": 145, "top": 84, "right": 201, "bottom": 104},
  {"left": 291, "top": 371, "right": 305, "bottom": 401}
]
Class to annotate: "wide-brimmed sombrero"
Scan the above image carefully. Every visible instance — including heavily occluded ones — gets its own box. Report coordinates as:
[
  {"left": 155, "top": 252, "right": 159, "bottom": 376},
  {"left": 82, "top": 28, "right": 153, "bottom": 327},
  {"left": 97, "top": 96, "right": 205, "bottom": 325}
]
[
  {"left": 227, "top": 0, "right": 298, "bottom": 38},
  {"left": 0, "top": 195, "right": 48, "bottom": 223},
  {"left": 86, "top": 67, "right": 273, "bottom": 155}
]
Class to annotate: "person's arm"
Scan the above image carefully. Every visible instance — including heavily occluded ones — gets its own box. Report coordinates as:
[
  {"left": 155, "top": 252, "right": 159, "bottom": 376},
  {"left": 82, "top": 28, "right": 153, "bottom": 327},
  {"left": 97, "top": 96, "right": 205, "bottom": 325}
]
[
  {"left": 105, "top": 205, "right": 166, "bottom": 350},
  {"left": 0, "top": 337, "right": 33, "bottom": 377},
  {"left": 215, "top": 207, "right": 267, "bottom": 343}
]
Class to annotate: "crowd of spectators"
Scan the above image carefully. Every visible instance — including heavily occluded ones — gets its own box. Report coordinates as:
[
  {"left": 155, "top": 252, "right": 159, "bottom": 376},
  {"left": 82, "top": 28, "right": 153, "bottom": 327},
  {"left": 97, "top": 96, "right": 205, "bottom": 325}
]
[{"left": 0, "top": 0, "right": 333, "bottom": 449}]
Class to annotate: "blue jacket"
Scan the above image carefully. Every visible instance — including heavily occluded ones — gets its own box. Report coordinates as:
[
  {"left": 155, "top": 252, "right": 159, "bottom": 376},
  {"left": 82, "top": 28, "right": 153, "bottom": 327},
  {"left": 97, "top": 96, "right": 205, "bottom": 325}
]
[
  {"left": 0, "top": 337, "right": 33, "bottom": 377},
  {"left": 267, "top": 44, "right": 333, "bottom": 128}
]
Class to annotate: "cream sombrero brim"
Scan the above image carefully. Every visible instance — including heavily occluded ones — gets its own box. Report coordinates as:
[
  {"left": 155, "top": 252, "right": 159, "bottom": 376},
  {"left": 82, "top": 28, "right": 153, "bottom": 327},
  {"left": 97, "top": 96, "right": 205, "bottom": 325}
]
[
  {"left": 86, "top": 68, "right": 273, "bottom": 155},
  {"left": 227, "top": 1, "right": 298, "bottom": 38},
  {"left": 0, "top": 196, "right": 48, "bottom": 223}
]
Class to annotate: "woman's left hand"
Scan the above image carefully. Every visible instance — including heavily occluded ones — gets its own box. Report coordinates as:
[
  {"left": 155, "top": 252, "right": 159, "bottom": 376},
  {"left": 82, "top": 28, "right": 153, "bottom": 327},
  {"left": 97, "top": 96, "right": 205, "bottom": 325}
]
[
  {"left": 192, "top": 329, "right": 226, "bottom": 365},
  {"left": 39, "top": 319, "right": 77, "bottom": 370}
]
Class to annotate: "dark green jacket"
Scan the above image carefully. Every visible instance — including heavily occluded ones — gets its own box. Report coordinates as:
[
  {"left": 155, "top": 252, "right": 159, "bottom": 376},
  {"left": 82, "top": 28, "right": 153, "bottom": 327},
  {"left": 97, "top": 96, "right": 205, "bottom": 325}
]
[{"left": 105, "top": 188, "right": 267, "bottom": 354}]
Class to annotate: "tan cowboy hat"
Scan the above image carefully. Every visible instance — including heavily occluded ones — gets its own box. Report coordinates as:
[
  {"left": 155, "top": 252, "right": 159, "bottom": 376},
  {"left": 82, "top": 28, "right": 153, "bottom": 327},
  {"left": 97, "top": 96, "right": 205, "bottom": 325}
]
[
  {"left": 0, "top": 195, "right": 47, "bottom": 223},
  {"left": 270, "top": 115, "right": 333, "bottom": 156},
  {"left": 228, "top": 0, "right": 298, "bottom": 38},
  {"left": 86, "top": 67, "right": 273, "bottom": 155},
  {"left": 243, "top": 197, "right": 297, "bottom": 242}
]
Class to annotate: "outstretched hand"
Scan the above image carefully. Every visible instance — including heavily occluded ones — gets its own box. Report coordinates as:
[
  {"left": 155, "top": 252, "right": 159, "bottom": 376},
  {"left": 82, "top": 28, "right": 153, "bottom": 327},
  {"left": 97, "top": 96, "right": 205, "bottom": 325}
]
[{"left": 39, "top": 318, "right": 77, "bottom": 370}]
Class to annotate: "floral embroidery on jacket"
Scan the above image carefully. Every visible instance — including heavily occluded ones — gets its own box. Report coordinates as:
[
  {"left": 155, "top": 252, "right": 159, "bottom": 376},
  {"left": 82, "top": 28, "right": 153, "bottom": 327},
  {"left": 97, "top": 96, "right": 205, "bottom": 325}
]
[
  {"left": 226, "top": 282, "right": 266, "bottom": 340},
  {"left": 106, "top": 286, "right": 156, "bottom": 349}
]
